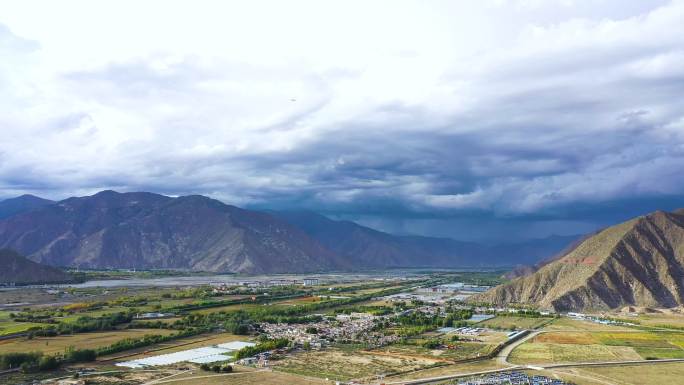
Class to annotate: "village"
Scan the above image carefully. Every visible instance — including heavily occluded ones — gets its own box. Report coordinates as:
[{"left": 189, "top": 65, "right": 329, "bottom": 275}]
[{"left": 259, "top": 312, "right": 399, "bottom": 349}]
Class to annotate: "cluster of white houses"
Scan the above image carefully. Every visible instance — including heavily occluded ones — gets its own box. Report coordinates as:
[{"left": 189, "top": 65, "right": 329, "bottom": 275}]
[
  {"left": 418, "top": 283, "right": 491, "bottom": 294},
  {"left": 238, "top": 278, "right": 319, "bottom": 287},
  {"left": 211, "top": 278, "right": 320, "bottom": 293}
]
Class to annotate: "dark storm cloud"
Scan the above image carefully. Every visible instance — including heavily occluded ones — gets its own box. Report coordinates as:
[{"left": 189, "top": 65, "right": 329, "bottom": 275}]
[{"left": 2, "top": 2, "right": 684, "bottom": 241}]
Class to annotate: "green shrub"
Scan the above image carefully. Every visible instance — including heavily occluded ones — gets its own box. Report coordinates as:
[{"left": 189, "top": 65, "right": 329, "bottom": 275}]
[
  {"left": 38, "top": 356, "right": 59, "bottom": 371},
  {"left": 0, "top": 352, "right": 43, "bottom": 370},
  {"left": 235, "top": 338, "right": 288, "bottom": 359},
  {"left": 65, "top": 348, "right": 96, "bottom": 362},
  {"left": 20, "top": 361, "right": 38, "bottom": 373}
]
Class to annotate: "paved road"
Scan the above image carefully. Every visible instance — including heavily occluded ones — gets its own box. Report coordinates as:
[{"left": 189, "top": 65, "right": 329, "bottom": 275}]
[{"left": 495, "top": 330, "right": 540, "bottom": 365}]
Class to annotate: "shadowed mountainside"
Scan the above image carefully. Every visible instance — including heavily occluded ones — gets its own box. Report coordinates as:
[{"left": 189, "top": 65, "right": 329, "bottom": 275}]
[
  {"left": 273, "top": 210, "right": 578, "bottom": 269},
  {"left": 0, "top": 249, "right": 76, "bottom": 285},
  {"left": 0, "top": 194, "right": 54, "bottom": 220}
]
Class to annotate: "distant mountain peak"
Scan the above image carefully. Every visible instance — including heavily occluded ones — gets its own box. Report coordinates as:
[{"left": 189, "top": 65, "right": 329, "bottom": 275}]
[{"left": 0, "top": 194, "right": 55, "bottom": 220}]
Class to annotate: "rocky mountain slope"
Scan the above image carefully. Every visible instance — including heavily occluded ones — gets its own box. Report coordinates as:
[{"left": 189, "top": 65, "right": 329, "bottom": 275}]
[
  {"left": 0, "top": 249, "right": 75, "bottom": 285},
  {"left": 502, "top": 233, "right": 596, "bottom": 280},
  {"left": 473, "top": 209, "right": 684, "bottom": 311}
]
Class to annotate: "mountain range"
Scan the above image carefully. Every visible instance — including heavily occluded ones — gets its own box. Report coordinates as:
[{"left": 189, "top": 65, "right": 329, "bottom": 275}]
[
  {"left": 0, "top": 191, "right": 577, "bottom": 274},
  {"left": 473, "top": 209, "right": 684, "bottom": 311}
]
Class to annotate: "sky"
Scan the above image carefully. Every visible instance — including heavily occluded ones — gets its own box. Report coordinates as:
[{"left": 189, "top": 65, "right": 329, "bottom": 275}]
[{"left": 1, "top": 0, "right": 684, "bottom": 243}]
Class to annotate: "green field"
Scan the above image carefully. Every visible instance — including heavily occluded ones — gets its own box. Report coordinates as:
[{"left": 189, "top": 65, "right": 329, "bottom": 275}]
[
  {"left": 0, "top": 311, "right": 46, "bottom": 335},
  {"left": 0, "top": 321, "right": 45, "bottom": 335}
]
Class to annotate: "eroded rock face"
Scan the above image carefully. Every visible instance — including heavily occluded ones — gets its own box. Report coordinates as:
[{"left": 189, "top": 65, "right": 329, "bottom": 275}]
[{"left": 473, "top": 210, "right": 684, "bottom": 312}]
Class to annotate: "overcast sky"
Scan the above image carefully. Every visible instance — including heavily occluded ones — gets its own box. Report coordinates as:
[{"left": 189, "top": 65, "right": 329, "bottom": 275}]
[{"left": 1, "top": 0, "right": 684, "bottom": 242}]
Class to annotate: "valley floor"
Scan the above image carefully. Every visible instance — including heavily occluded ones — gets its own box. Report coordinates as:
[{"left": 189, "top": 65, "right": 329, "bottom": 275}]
[{"left": 5, "top": 274, "right": 684, "bottom": 385}]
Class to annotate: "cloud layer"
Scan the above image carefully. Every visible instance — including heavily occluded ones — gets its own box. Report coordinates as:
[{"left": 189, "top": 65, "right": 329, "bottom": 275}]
[{"left": 1, "top": 0, "right": 684, "bottom": 241}]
